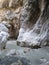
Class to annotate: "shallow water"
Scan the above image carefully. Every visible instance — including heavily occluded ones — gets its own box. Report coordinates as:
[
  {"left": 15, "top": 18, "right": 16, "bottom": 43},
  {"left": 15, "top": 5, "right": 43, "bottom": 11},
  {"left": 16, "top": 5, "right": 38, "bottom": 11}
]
[{"left": 0, "top": 40, "right": 49, "bottom": 65}]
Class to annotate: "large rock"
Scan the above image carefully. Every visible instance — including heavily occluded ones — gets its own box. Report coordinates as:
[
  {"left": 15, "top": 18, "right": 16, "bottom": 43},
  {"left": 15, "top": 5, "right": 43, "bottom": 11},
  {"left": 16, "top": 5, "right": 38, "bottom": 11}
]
[
  {"left": 0, "top": 23, "right": 8, "bottom": 32},
  {"left": 17, "top": 0, "right": 49, "bottom": 48},
  {"left": 0, "top": 0, "right": 49, "bottom": 48},
  {"left": 0, "top": 31, "right": 9, "bottom": 50}
]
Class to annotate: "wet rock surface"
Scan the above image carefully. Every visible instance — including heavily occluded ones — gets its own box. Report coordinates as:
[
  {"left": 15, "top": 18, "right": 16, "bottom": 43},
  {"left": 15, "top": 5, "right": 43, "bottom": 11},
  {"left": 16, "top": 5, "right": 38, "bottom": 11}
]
[
  {"left": 0, "top": 32, "right": 9, "bottom": 50},
  {"left": 0, "top": 40, "right": 49, "bottom": 65},
  {"left": 0, "top": 22, "right": 9, "bottom": 50},
  {"left": 0, "top": 56, "right": 31, "bottom": 65}
]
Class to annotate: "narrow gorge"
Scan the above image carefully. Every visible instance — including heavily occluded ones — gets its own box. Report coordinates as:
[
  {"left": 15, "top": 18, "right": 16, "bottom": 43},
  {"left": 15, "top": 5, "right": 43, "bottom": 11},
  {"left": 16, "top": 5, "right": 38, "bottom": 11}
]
[
  {"left": 0, "top": 0, "right": 49, "bottom": 48},
  {"left": 0, "top": 0, "right": 49, "bottom": 65}
]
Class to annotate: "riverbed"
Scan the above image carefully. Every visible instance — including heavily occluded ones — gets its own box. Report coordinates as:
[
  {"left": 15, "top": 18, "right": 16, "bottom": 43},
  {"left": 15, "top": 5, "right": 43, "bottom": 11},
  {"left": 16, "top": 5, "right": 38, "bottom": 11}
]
[{"left": 0, "top": 40, "right": 49, "bottom": 65}]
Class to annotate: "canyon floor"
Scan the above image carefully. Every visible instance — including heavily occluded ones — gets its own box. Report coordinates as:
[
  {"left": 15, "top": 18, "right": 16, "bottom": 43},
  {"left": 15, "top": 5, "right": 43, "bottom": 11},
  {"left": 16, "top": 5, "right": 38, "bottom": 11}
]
[{"left": 0, "top": 40, "right": 49, "bottom": 65}]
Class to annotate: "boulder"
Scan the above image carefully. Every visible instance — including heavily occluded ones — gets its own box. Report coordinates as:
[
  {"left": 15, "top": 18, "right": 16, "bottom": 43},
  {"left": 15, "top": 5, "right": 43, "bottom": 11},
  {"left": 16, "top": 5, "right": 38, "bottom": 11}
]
[
  {"left": 0, "top": 31, "right": 9, "bottom": 50},
  {"left": 17, "top": 0, "right": 49, "bottom": 48}
]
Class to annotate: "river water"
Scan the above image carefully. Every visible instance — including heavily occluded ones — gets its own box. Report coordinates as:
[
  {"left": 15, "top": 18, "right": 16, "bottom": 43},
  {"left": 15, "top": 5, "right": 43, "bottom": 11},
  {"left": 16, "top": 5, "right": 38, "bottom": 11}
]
[{"left": 0, "top": 40, "right": 49, "bottom": 65}]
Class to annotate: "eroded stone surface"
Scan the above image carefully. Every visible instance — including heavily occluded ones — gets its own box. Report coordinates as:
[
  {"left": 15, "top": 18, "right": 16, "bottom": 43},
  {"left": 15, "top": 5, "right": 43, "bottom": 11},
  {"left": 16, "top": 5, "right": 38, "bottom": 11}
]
[
  {"left": 0, "top": 0, "right": 49, "bottom": 48},
  {"left": 0, "top": 56, "right": 32, "bottom": 65},
  {"left": 17, "top": 0, "right": 49, "bottom": 48}
]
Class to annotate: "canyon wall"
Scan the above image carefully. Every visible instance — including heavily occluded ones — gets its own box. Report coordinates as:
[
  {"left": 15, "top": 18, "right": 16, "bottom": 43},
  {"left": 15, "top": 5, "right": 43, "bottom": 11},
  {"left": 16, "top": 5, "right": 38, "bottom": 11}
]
[
  {"left": 0, "top": 0, "right": 49, "bottom": 48},
  {"left": 17, "top": 0, "right": 49, "bottom": 48},
  {"left": 0, "top": 0, "right": 22, "bottom": 39}
]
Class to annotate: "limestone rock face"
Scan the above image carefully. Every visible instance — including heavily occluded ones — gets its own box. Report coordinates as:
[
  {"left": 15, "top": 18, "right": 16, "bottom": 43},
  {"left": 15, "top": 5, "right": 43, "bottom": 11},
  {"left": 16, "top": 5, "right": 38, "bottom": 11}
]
[
  {"left": 0, "top": 0, "right": 23, "bottom": 8},
  {"left": 0, "top": 0, "right": 22, "bottom": 39},
  {"left": 0, "top": 0, "right": 49, "bottom": 48},
  {"left": 17, "top": 0, "right": 49, "bottom": 48},
  {"left": 0, "top": 0, "right": 9, "bottom": 8}
]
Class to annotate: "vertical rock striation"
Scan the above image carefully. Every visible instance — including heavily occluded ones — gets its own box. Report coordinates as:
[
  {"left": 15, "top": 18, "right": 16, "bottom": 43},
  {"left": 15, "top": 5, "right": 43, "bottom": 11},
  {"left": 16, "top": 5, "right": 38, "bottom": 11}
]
[
  {"left": 17, "top": 0, "right": 49, "bottom": 48},
  {"left": 0, "top": 0, "right": 49, "bottom": 48}
]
